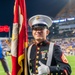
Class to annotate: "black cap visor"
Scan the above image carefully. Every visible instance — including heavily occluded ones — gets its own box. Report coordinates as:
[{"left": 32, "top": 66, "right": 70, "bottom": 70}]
[{"left": 32, "top": 24, "right": 48, "bottom": 30}]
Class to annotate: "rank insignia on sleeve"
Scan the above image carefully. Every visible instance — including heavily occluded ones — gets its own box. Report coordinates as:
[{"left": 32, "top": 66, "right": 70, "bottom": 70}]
[{"left": 61, "top": 53, "right": 68, "bottom": 63}]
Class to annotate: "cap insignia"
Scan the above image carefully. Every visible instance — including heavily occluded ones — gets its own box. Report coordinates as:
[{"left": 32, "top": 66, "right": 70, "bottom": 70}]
[{"left": 36, "top": 16, "right": 40, "bottom": 20}]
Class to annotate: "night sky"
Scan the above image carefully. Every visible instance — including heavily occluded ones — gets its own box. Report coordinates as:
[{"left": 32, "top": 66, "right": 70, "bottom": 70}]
[
  {"left": 0, "top": 0, "right": 14, "bottom": 37},
  {"left": 0, "top": 0, "right": 69, "bottom": 37}
]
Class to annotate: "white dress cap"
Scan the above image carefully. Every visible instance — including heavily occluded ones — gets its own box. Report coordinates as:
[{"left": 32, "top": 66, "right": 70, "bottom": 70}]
[{"left": 28, "top": 14, "right": 52, "bottom": 28}]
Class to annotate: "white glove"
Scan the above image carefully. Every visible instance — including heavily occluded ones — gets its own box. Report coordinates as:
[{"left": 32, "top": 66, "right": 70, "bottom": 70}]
[{"left": 38, "top": 61, "right": 50, "bottom": 75}]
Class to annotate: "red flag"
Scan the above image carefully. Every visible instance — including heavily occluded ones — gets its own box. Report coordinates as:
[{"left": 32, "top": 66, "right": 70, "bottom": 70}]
[{"left": 11, "top": 0, "right": 28, "bottom": 75}]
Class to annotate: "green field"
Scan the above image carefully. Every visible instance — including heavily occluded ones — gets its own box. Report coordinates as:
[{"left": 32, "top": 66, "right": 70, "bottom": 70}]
[
  {"left": 0, "top": 56, "right": 75, "bottom": 75},
  {"left": 66, "top": 56, "right": 75, "bottom": 75},
  {"left": 0, "top": 56, "right": 12, "bottom": 75}
]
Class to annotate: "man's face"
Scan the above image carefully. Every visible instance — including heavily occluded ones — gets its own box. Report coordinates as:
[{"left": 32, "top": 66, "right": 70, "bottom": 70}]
[{"left": 32, "top": 27, "right": 49, "bottom": 41}]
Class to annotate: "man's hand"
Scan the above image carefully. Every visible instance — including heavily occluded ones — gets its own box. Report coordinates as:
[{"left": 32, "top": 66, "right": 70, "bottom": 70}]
[{"left": 38, "top": 61, "right": 50, "bottom": 75}]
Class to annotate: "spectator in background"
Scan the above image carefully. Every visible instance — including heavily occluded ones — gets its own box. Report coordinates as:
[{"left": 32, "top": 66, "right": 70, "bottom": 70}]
[{"left": 0, "top": 40, "right": 11, "bottom": 75}]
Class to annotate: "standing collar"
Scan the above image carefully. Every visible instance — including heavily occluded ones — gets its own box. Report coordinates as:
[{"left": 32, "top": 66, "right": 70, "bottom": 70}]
[{"left": 34, "top": 40, "right": 50, "bottom": 46}]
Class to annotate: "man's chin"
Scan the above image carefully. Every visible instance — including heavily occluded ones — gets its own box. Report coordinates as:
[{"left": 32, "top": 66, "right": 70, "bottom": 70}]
[{"left": 35, "top": 38, "right": 44, "bottom": 41}]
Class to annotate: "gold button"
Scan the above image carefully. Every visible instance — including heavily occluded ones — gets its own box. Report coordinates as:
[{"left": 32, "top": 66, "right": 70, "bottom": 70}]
[
  {"left": 56, "top": 73, "right": 58, "bottom": 75},
  {"left": 51, "top": 73, "right": 53, "bottom": 75},
  {"left": 45, "top": 58, "right": 47, "bottom": 60},
  {"left": 36, "top": 70, "right": 38, "bottom": 73},
  {"left": 36, "top": 65, "right": 38, "bottom": 68},
  {"left": 61, "top": 73, "right": 63, "bottom": 75},
  {"left": 36, "top": 56, "right": 39, "bottom": 59},
  {"left": 37, "top": 51, "right": 39, "bottom": 54},
  {"left": 36, "top": 61, "right": 39, "bottom": 64},
  {"left": 37, "top": 47, "right": 40, "bottom": 50}
]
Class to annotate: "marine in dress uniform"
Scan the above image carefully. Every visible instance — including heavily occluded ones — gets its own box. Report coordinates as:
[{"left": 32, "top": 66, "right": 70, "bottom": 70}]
[{"left": 27, "top": 15, "right": 71, "bottom": 75}]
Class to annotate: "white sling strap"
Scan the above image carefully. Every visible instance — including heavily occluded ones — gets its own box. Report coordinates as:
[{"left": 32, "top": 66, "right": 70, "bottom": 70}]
[
  {"left": 28, "top": 44, "right": 33, "bottom": 75},
  {"left": 28, "top": 44, "right": 33, "bottom": 66},
  {"left": 46, "top": 42, "right": 54, "bottom": 66}
]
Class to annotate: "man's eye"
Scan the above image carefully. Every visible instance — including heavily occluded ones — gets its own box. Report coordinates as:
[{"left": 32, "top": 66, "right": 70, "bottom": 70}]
[{"left": 32, "top": 27, "right": 45, "bottom": 30}]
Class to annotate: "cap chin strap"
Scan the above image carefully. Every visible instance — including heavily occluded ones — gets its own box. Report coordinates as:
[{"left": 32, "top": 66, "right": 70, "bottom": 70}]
[{"left": 32, "top": 24, "right": 48, "bottom": 29}]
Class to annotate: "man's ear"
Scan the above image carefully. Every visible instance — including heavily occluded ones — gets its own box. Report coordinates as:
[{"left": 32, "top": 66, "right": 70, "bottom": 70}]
[{"left": 46, "top": 29, "right": 50, "bottom": 36}]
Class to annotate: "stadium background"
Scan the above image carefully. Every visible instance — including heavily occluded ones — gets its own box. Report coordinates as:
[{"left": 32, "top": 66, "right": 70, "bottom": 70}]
[{"left": 0, "top": 0, "right": 75, "bottom": 75}]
